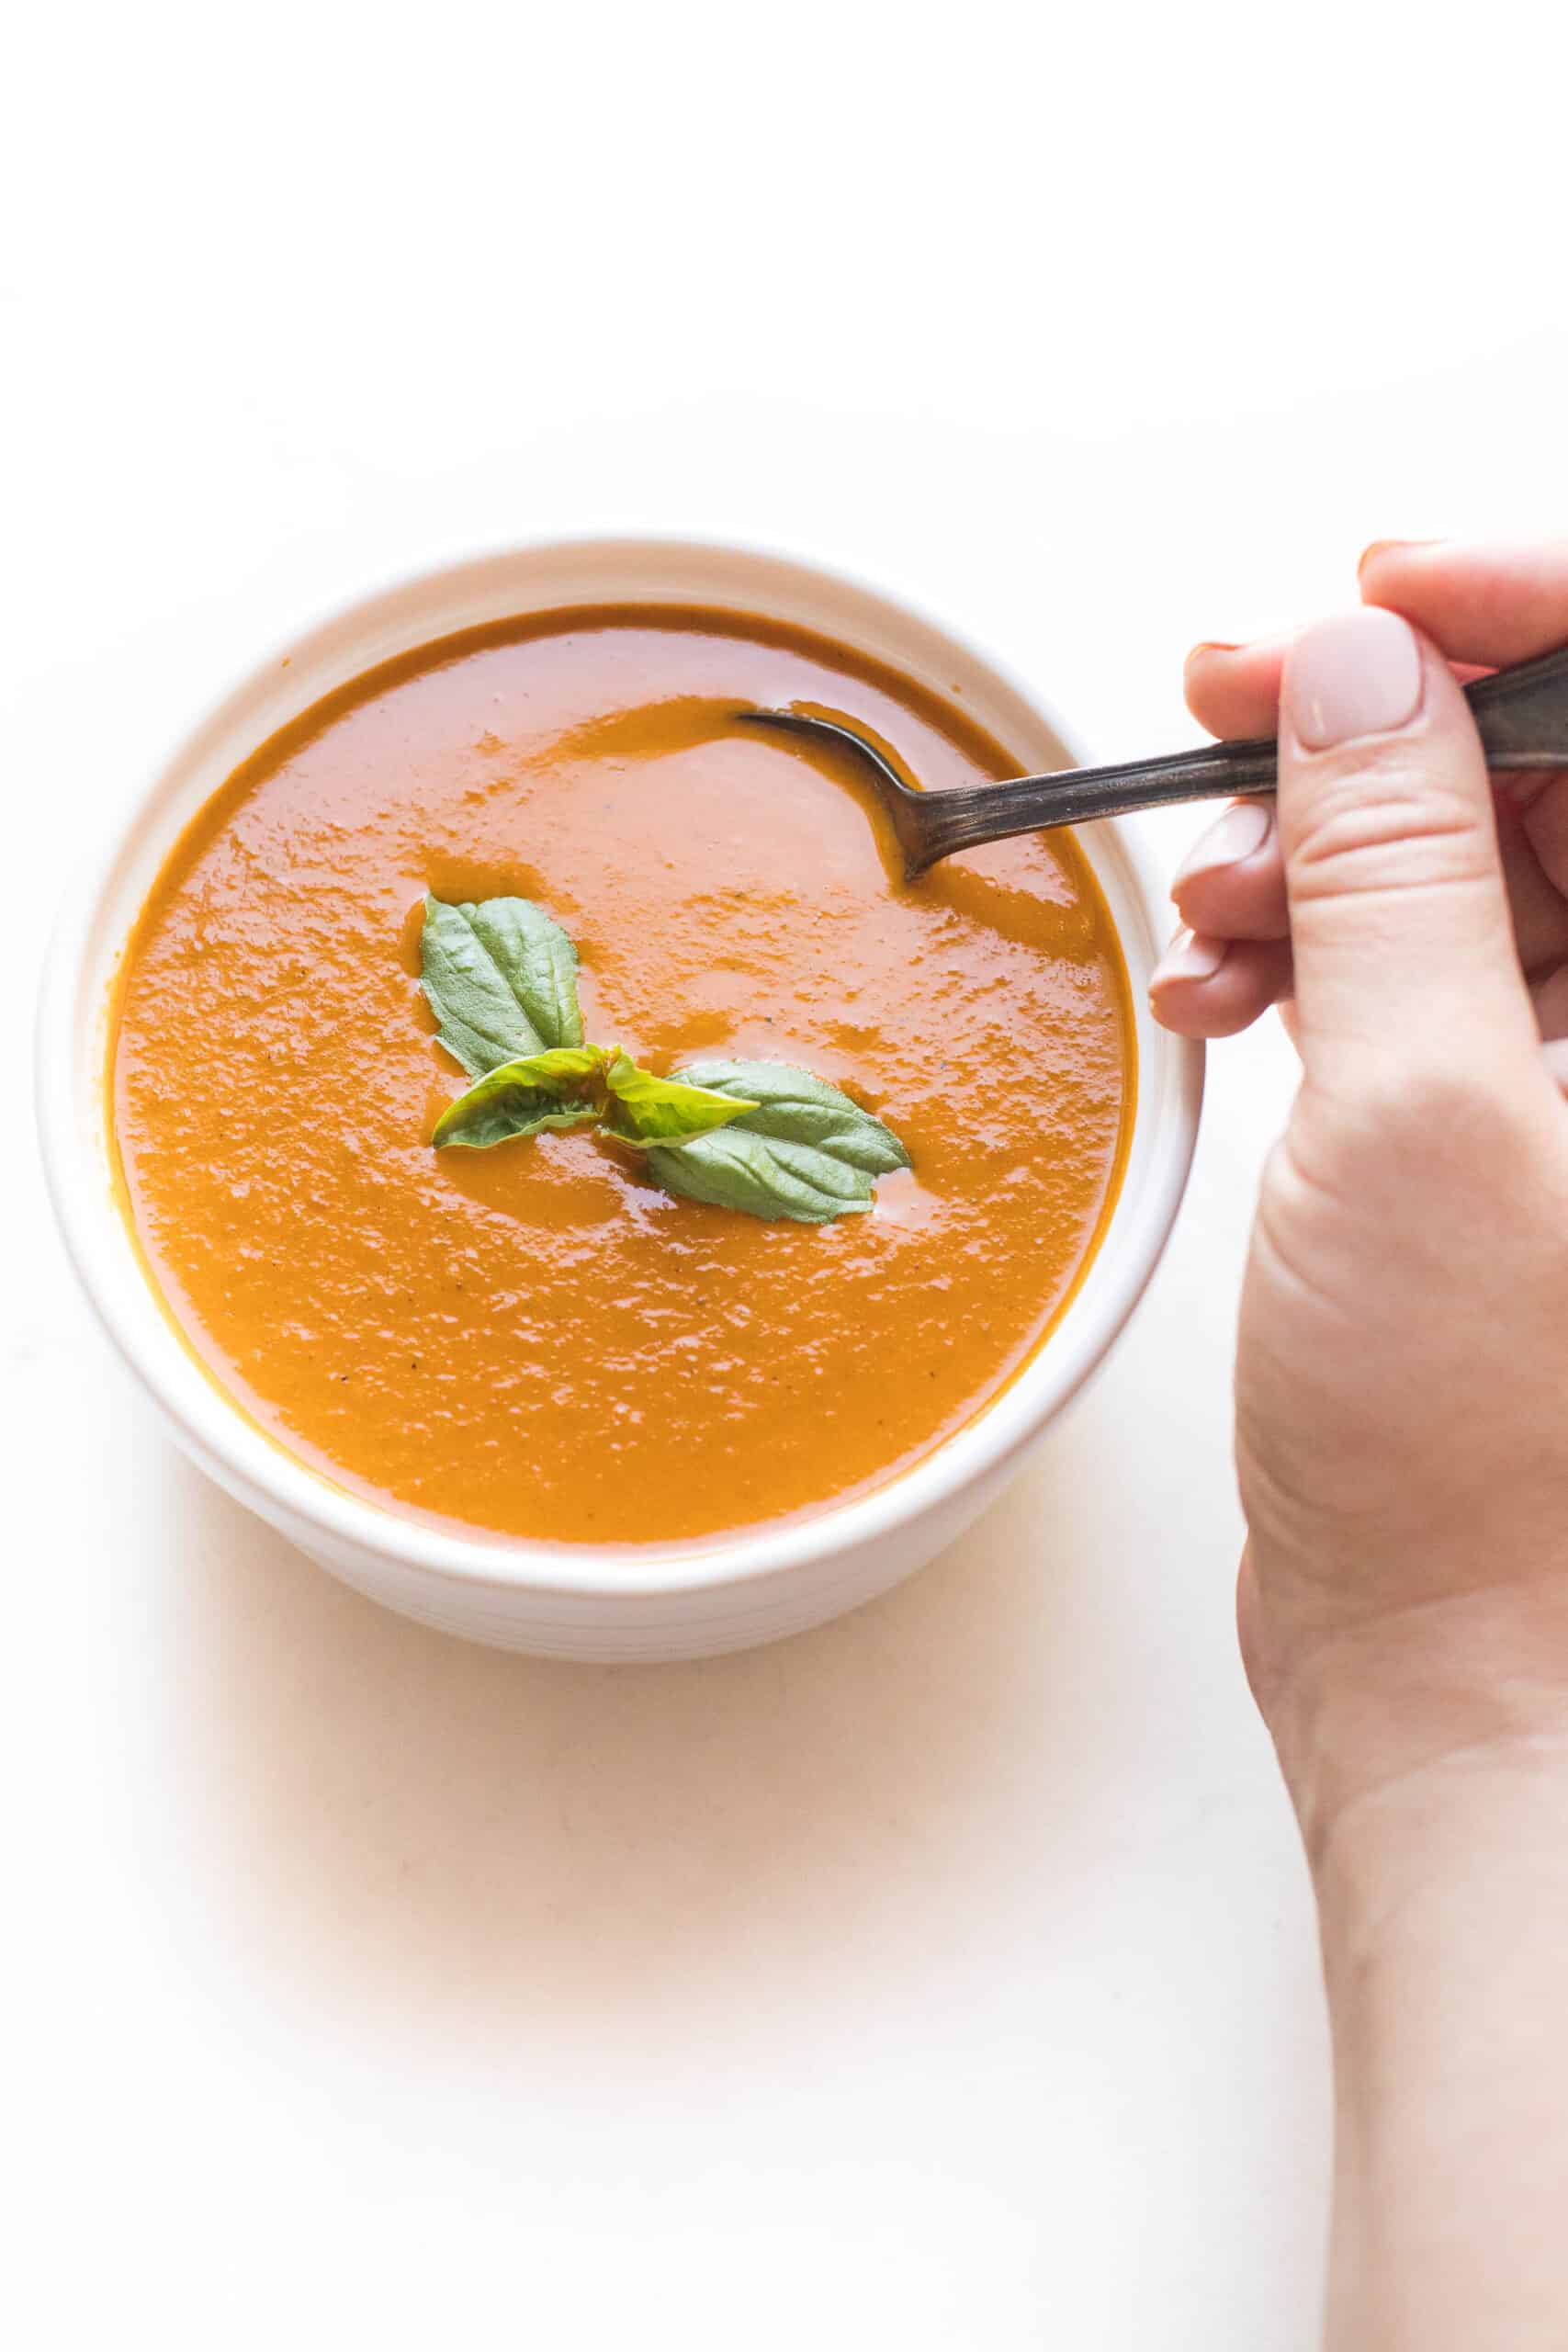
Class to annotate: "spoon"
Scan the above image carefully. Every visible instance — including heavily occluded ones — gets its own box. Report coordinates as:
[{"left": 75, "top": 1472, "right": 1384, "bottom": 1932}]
[{"left": 741, "top": 644, "right": 1568, "bottom": 878}]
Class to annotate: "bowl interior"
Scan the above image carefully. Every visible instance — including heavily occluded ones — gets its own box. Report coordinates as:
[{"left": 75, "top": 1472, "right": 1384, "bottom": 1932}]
[{"left": 40, "top": 538, "right": 1201, "bottom": 1597}]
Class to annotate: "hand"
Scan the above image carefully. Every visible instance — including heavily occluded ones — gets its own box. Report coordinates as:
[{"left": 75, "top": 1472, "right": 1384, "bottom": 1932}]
[
  {"left": 1156, "top": 542, "right": 1568, "bottom": 1071},
  {"left": 1151, "top": 540, "right": 1568, "bottom": 2347},
  {"left": 1151, "top": 543, "right": 1568, "bottom": 1842}
]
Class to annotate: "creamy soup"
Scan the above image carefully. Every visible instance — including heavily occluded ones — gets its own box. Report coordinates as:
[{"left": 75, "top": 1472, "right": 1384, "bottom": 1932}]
[{"left": 110, "top": 606, "right": 1134, "bottom": 1546}]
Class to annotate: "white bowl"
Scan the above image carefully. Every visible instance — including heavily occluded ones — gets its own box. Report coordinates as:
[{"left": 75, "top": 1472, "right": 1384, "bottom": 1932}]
[{"left": 36, "top": 539, "right": 1201, "bottom": 1662}]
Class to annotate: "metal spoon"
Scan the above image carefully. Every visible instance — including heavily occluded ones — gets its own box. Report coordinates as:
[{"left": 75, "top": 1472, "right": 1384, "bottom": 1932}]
[{"left": 741, "top": 644, "right": 1568, "bottom": 878}]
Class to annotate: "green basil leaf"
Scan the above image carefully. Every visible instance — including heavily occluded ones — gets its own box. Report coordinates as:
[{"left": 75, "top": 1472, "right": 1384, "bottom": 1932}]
[
  {"left": 433, "top": 1045, "right": 607, "bottom": 1151},
  {"left": 665, "top": 1061, "right": 910, "bottom": 1173},
  {"left": 646, "top": 1061, "right": 910, "bottom": 1222},
  {"left": 600, "top": 1050, "right": 757, "bottom": 1145},
  {"left": 421, "top": 894, "right": 585, "bottom": 1077}
]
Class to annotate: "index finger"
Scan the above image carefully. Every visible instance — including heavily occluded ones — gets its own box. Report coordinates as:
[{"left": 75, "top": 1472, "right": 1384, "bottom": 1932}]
[
  {"left": 1178, "top": 639, "right": 1479, "bottom": 740},
  {"left": 1183, "top": 638, "right": 1289, "bottom": 741},
  {"left": 1183, "top": 538, "right": 1568, "bottom": 741},
  {"left": 1359, "top": 539, "right": 1568, "bottom": 668}
]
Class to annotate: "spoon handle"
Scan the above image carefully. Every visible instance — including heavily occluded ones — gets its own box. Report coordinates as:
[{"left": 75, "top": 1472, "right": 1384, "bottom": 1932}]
[{"left": 913, "top": 643, "right": 1568, "bottom": 867}]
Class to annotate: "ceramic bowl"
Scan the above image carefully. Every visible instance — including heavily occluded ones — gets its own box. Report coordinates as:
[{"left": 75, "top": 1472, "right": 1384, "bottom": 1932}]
[{"left": 36, "top": 539, "right": 1202, "bottom": 1661}]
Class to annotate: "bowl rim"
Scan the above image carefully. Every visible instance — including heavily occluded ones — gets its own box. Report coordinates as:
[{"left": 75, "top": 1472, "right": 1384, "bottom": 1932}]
[{"left": 35, "top": 534, "right": 1203, "bottom": 1600}]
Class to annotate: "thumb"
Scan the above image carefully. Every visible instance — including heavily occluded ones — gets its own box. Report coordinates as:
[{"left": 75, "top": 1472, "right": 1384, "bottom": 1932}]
[{"left": 1278, "top": 607, "right": 1539, "bottom": 1088}]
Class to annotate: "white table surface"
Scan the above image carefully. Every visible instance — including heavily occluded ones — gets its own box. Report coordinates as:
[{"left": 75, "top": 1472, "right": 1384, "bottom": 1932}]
[{"left": 6, "top": 7, "right": 1560, "bottom": 2344}]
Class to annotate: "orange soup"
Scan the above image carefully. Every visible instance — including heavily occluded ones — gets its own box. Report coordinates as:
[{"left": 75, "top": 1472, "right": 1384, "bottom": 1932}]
[{"left": 110, "top": 607, "right": 1134, "bottom": 1547}]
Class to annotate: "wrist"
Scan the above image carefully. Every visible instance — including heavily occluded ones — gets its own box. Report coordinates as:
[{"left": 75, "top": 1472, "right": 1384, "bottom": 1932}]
[
  {"left": 1310, "top": 1724, "right": 1568, "bottom": 1943},
  {"left": 1247, "top": 1566, "right": 1568, "bottom": 1871},
  {"left": 1308, "top": 1734, "right": 1568, "bottom": 2349}
]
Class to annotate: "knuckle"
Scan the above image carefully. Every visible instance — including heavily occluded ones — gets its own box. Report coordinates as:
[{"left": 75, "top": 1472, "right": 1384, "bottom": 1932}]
[{"left": 1285, "top": 752, "right": 1493, "bottom": 905}]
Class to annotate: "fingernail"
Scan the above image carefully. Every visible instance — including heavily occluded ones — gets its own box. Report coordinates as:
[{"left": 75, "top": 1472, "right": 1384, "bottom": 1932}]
[
  {"left": 1356, "top": 538, "right": 1404, "bottom": 579},
  {"left": 1185, "top": 639, "right": 1242, "bottom": 664},
  {"left": 1172, "top": 799, "right": 1272, "bottom": 892},
  {"left": 1150, "top": 927, "right": 1228, "bottom": 989},
  {"left": 1357, "top": 536, "right": 1441, "bottom": 580},
  {"left": 1284, "top": 609, "right": 1423, "bottom": 750}
]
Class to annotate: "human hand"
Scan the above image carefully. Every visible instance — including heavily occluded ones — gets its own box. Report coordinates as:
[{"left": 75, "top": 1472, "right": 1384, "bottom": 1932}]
[{"left": 1151, "top": 544, "right": 1568, "bottom": 1846}]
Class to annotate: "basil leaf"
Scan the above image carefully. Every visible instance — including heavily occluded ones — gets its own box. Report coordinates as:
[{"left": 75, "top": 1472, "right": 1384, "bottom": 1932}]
[
  {"left": 415, "top": 898, "right": 913, "bottom": 1219},
  {"left": 421, "top": 894, "right": 585, "bottom": 1078},
  {"left": 600, "top": 1050, "right": 757, "bottom": 1145},
  {"left": 432, "top": 1043, "right": 759, "bottom": 1156},
  {"left": 646, "top": 1061, "right": 910, "bottom": 1222},
  {"left": 665, "top": 1061, "right": 910, "bottom": 1172},
  {"left": 433, "top": 1046, "right": 606, "bottom": 1151}
]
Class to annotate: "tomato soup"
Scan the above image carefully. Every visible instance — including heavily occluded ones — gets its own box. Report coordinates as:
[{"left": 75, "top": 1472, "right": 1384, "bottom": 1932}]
[{"left": 109, "top": 607, "right": 1134, "bottom": 1547}]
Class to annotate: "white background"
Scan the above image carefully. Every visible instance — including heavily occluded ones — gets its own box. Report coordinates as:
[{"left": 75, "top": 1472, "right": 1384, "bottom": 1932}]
[{"left": 6, "top": 6, "right": 1561, "bottom": 2345}]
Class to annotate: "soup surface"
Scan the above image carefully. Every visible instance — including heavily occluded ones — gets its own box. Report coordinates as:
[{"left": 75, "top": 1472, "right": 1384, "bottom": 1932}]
[{"left": 111, "top": 606, "right": 1134, "bottom": 1546}]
